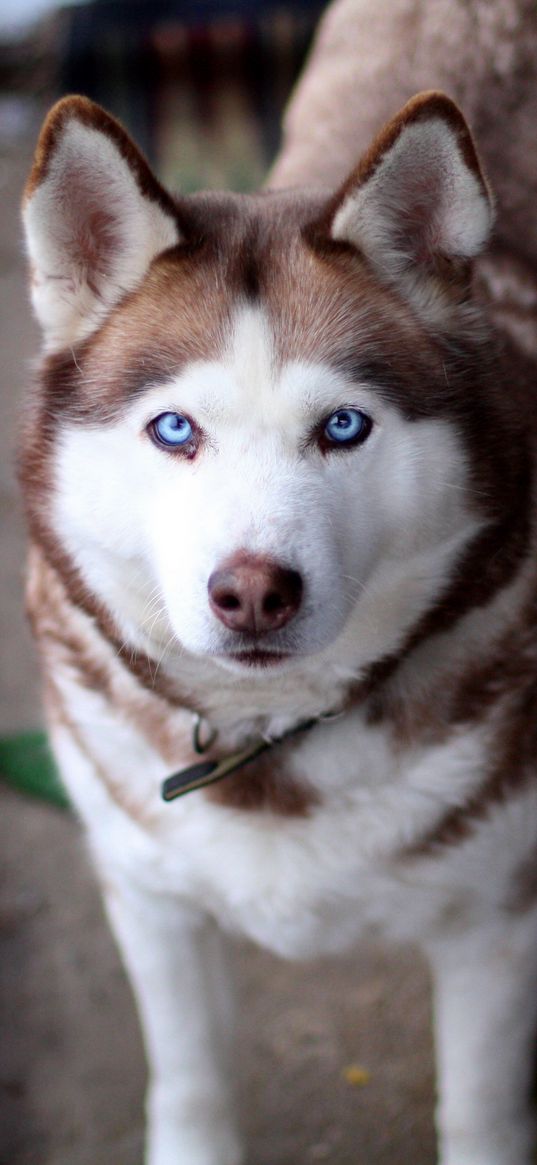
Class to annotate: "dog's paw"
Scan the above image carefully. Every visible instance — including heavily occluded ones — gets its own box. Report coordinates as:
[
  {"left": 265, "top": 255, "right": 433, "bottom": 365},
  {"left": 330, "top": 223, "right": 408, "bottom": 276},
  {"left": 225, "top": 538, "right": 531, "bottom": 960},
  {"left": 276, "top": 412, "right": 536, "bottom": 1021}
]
[
  {"left": 146, "top": 1121, "right": 244, "bottom": 1165},
  {"left": 438, "top": 1121, "right": 536, "bottom": 1165}
]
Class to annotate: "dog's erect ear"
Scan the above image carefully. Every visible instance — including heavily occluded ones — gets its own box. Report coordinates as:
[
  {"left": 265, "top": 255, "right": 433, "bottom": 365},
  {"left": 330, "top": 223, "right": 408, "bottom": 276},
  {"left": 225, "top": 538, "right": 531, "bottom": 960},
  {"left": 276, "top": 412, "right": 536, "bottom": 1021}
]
[
  {"left": 327, "top": 92, "right": 493, "bottom": 315},
  {"left": 22, "top": 96, "right": 180, "bottom": 351}
]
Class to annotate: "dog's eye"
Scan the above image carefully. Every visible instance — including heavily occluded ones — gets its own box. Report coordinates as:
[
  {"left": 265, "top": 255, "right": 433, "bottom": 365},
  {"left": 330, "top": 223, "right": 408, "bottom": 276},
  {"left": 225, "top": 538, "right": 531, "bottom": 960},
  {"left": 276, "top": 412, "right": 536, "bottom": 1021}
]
[
  {"left": 149, "top": 412, "right": 195, "bottom": 449},
  {"left": 322, "top": 408, "right": 372, "bottom": 448}
]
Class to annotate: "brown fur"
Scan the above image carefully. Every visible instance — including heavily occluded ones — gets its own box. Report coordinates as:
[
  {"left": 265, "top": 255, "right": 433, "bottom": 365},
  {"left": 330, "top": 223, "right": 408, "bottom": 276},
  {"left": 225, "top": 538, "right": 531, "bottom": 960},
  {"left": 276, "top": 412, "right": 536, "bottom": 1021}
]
[
  {"left": 45, "top": 676, "right": 161, "bottom": 829},
  {"left": 27, "top": 547, "right": 194, "bottom": 769},
  {"left": 206, "top": 752, "right": 319, "bottom": 816},
  {"left": 397, "top": 647, "right": 537, "bottom": 857},
  {"left": 505, "top": 857, "right": 537, "bottom": 914}
]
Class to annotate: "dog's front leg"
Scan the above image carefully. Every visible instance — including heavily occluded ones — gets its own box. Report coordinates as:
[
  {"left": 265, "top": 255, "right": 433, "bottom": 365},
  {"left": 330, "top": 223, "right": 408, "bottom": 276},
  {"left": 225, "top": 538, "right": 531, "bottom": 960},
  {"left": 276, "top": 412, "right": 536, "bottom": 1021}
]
[
  {"left": 98, "top": 870, "right": 243, "bottom": 1165},
  {"left": 427, "top": 916, "right": 537, "bottom": 1165}
]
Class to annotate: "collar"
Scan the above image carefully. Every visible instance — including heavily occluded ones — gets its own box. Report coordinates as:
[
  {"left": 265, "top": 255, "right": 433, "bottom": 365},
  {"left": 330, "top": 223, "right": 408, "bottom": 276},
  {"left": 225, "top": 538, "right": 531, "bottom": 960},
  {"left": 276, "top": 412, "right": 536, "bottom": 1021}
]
[
  {"left": 160, "top": 650, "right": 399, "bottom": 803},
  {"left": 161, "top": 714, "right": 328, "bottom": 802}
]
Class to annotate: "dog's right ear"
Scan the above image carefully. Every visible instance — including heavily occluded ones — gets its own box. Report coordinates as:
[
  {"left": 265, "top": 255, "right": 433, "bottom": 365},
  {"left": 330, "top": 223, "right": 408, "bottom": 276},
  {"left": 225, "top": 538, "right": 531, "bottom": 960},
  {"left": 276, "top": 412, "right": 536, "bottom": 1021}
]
[
  {"left": 323, "top": 91, "right": 493, "bottom": 322},
  {"left": 22, "top": 97, "right": 180, "bottom": 352}
]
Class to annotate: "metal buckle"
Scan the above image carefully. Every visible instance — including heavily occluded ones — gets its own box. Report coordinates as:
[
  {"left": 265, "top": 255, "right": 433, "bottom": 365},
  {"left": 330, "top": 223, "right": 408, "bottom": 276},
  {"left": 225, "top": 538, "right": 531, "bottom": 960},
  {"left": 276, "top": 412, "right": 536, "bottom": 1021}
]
[{"left": 192, "top": 714, "right": 218, "bottom": 755}]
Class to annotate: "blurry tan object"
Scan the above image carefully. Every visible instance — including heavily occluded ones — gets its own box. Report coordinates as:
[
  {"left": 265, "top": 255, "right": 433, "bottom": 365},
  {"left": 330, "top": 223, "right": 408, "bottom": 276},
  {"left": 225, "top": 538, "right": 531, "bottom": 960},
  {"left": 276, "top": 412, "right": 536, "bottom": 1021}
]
[{"left": 271, "top": 0, "right": 537, "bottom": 356}]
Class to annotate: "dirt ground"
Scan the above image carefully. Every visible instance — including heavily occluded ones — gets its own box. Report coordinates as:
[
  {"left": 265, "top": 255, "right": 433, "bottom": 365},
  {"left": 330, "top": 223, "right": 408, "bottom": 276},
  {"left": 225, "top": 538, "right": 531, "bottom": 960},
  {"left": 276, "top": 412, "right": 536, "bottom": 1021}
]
[{"left": 0, "top": 105, "right": 437, "bottom": 1165}]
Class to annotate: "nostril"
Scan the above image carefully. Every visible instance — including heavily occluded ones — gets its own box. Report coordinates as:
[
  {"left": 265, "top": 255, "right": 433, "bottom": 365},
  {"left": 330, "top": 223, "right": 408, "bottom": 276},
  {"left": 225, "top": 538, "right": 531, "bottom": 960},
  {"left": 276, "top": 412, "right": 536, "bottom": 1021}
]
[
  {"left": 208, "top": 569, "right": 244, "bottom": 616},
  {"left": 218, "top": 592, "right": 241, "bottom": 612},
  {"left": 263, "top": 591, "right": 285, "bottom": 615},
  {"left": 272, "top": 568, "right": 303, "bottom": 613}
]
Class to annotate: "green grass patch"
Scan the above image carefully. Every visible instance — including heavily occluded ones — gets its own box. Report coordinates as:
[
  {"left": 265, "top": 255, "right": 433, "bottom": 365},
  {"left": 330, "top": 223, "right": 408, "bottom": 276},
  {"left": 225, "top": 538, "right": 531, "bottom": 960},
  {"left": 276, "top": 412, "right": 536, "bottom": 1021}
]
[{"left": 0, "top": 731, "right": 69, "bottom": 809}]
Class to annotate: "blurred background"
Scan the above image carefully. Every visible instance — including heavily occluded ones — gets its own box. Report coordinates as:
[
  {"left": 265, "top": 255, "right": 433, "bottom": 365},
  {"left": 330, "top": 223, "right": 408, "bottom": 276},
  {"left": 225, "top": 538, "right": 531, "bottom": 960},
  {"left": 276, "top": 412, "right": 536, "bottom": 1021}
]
[
  {"left": 0, "top": 4, "right": 434, "bottom": 1163},
  {"left": 0, "top": 0, "right": 326, "bottom": 192}
]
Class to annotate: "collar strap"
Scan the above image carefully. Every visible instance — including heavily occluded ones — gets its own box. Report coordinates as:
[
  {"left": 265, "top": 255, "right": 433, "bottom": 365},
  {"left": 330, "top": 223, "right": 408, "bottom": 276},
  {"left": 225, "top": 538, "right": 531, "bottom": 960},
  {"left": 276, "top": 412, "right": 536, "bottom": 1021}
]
[
  {"left": 161, "top": 718, "right": 318, "bottom": 802},
  {"left": 160, "top": 649, "right": 400, "bottom": 803}
]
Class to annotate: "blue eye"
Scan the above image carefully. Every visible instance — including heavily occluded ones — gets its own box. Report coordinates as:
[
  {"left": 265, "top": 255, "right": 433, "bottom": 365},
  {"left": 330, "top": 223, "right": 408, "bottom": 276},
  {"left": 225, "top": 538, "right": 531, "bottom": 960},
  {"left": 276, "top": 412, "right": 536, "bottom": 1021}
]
[
  {"left": 150, "top": 412, "right": 194, "bottom": 449},
  {"left": 323, "top": 408, "right": 372, "bottom": 448}
]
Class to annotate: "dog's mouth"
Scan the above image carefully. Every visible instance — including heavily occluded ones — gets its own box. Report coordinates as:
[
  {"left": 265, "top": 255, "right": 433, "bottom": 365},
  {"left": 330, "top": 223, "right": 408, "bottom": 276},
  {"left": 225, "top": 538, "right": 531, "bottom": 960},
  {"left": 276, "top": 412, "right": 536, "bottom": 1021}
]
[{"left": 225, "top": 649, "right": 291, "bottom": 669}]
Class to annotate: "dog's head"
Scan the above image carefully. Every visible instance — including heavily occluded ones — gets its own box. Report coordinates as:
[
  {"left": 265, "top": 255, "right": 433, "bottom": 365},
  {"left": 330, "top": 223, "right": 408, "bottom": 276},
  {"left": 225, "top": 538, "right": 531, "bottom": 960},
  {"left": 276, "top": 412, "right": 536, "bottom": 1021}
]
[{"left": 21, "top": 93, "right": 522, "bottom": 682}]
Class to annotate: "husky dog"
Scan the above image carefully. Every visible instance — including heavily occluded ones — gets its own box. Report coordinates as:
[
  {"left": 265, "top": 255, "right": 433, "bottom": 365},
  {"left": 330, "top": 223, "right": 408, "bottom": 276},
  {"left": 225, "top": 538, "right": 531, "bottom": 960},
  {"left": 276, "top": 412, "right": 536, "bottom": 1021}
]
[{"left": 20, "top": 1, "right": 537, "bottom": 1162}]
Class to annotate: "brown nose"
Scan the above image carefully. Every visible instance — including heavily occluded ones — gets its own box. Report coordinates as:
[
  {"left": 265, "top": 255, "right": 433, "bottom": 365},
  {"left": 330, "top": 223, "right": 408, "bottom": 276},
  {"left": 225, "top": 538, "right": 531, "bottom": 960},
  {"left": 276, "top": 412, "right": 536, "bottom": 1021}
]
[{"left": 208, "top": 554, "right": 303, "bottom": 635}]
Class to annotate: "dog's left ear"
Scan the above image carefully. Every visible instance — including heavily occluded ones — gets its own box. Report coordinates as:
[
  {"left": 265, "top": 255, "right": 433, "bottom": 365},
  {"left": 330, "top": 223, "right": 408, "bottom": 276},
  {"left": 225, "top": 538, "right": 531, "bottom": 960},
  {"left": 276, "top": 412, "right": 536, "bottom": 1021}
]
[
  {"left": 327, "top": 91, "right": 493, "bottom": 312},
  {"left": 22, "top": 96, "right": 180, "bottom": 351}
]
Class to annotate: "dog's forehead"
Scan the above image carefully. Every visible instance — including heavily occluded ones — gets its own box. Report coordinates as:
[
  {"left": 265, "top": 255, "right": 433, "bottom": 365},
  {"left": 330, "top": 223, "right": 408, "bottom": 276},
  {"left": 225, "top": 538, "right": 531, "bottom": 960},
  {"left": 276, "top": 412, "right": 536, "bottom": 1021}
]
[
  {"left": 40, "top": 187, "right": 447, "bottom": 426},
  {"left": 135, "top": 186, "right": 397, "bottom": 363},
  {"left": 164, "top": 186, "right": 422, "bottom": 365},
  {"left": 73, "top": 191, "right": 431, "bottom": 393}
]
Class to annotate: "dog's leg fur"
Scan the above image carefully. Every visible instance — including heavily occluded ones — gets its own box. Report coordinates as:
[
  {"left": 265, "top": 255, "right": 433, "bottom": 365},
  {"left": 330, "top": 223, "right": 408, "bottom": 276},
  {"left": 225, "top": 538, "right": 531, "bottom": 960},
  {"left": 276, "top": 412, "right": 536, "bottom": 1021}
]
[
  {"left": 101, "top": 877, "right": 241, "bottom": 1165},
  {"left": 47, "top": 705, "right": 241, "bottom": 1165},
  {"left": 427, "top": 921, "right": 537, "bottom": 1165}
]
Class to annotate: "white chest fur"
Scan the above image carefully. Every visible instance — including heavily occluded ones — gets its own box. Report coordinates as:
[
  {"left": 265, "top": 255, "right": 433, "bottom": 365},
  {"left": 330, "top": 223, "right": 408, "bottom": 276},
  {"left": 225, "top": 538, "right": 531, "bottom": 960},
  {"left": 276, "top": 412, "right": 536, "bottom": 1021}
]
[{"left": 50, "top": 666, "right": 497, "bottom": 960}]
